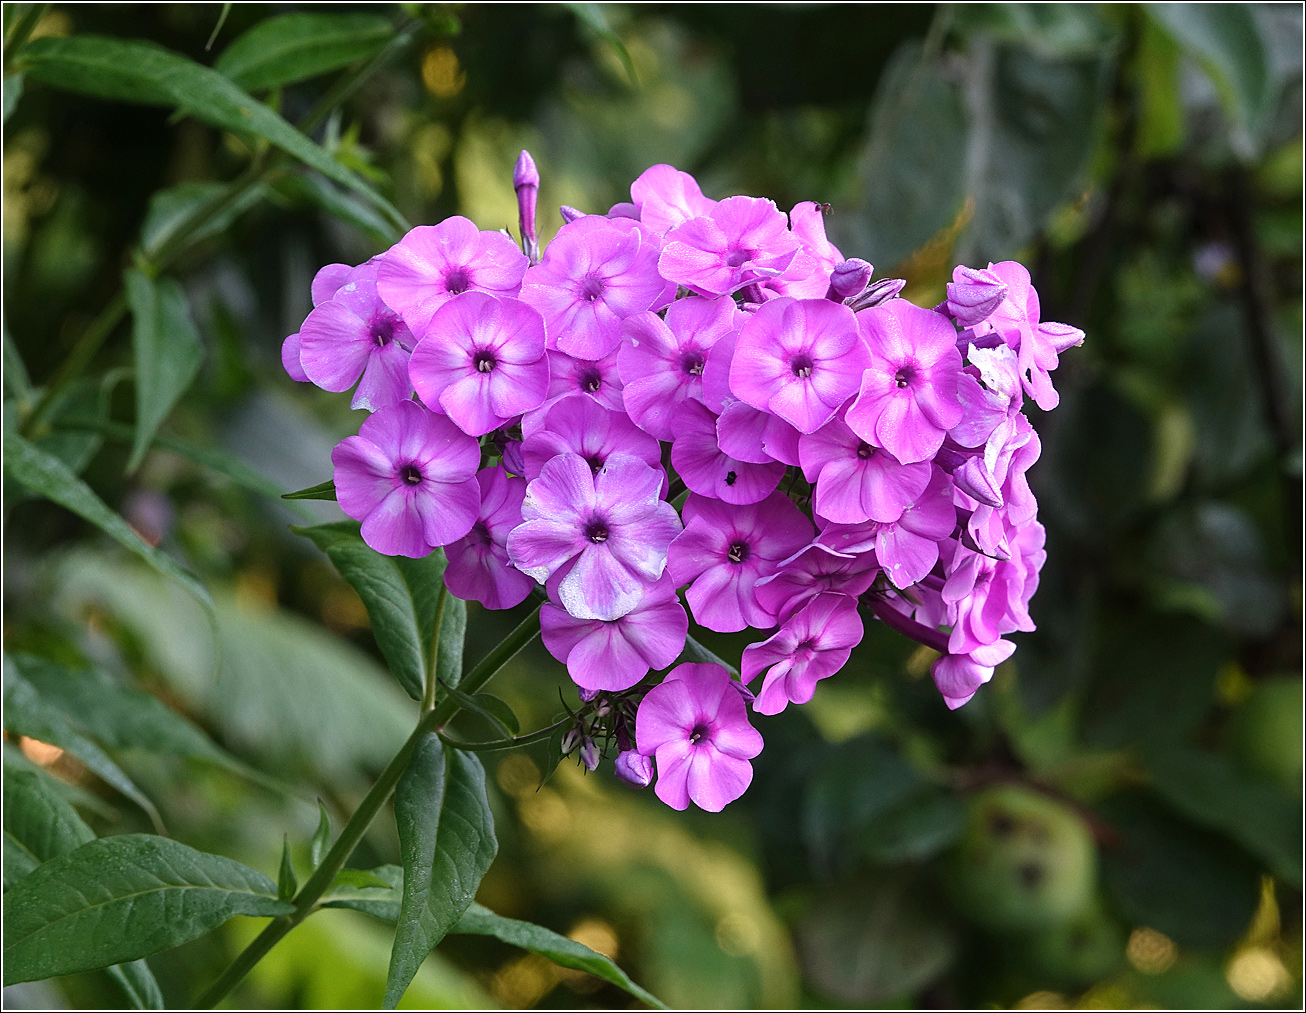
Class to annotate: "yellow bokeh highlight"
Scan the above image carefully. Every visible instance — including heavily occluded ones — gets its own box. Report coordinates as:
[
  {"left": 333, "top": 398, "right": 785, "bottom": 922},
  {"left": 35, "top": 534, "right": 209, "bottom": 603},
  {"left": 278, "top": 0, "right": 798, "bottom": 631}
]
[
  {"left": 1226, "top": 946, "right": 1292, "bottom": 1002},
  {"left": 1126, "top": 927, "right": 1178, "bottom": 975},
  {"left": 422, "top": 46, "right": 466, "bottom": 99}
]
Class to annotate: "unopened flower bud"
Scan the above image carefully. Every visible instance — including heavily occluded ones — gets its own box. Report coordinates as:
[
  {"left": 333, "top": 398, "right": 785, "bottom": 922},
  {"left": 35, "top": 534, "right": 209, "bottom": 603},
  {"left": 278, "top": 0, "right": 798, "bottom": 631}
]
[
  {"left": 614, "top": 750, "right": 653, "bottom": 788},
  {"left": 851, "top": 276, "right": 907, "bottom": 310},
  {"left": 576, "top": 686, "right": 599, "bottom": 703},
  {"left": 946, "top": 265, "right": 1007, "bottom": 326},
  {"left": 561, "top": 727, "right": 582, "bottom": 754},
  {"left": 826, "top": 258, "right": 872, "bottom": 302},
  {"left": 727, "top": 679, "right": 756, "bottom": 705},
  {"left": 593, "top": 698, "right": 612, "bottom": 717},
  {"left": 559, "top": 205, "right": 586, "bottom": 224},
  {"left": 514, "top": 150, "right": 540, "bottom": 264},
  {"left": 579, "top": 737, "right": 601, "bottom": 771}
]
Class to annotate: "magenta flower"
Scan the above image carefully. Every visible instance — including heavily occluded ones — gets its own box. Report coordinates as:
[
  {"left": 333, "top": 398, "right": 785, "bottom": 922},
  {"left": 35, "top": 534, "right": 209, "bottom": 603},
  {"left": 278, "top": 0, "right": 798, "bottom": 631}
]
[
  {"left": 931, "top": 639, "right": 1015, "bottom": 710},
  {"left": 614, "top": 749, "right": 655, "bottom": 788},
  {"left": 295, "top": 260, "right": 417, "bottom": 411},
  {"left": 945, "top": 265, "right": 1008, "bottom": 327},
  {"left": 753, "top": 541, "right": 878, "bottom": 624},
  {"left": 520, "top": 396, "right": 660, "bottom": 480},
  {"left": 942, "top": 543, "right": 1031, "bottom": 656},
  {"left": 507, "top": 453, "right": 682, "bottom": 620},
  {"left": 282, "top": 263, "right": 354, "bottom": 382},
  {"left": 408, "top": 292, "right": 549, "bottom": 437},
  {"left": 518, "top": 216, "right": 668, "bottom": 359},
  {"left": 863, "top": 466, "right": 956, "bottom": 589},
  {"left": 758, "top": 201, "right": 845, "bottom": 300},
  {"left": 331, "top": 400, "right": 481, "bottom": 558},
  {"left": 659, "top": 196, "right": 801, "bottom": 297},
  {"left": 619, "top": 294, "right": 739, "bottom": 440},
  {"left": 730, "top": 297, "right": 870, "bottom": 434},
  {"left": 443, "top": 467, "right": 535, "bottom": 610},
  {"left": 376, "top": 216, "right": 528, "bottom": 335},
  {"left": 671, "top": 400, "right": 787, "bottom": 505},
  {"left": 742, "top": 593, "right": 864, "bottom": 714},
  {"left": 667, "top": 491, "right": 813, "bottom": 632},
  {"left": 799, "top": 414, "right": 933, "bottom": 524},
  {"left": 635, "top": 663, "right": 764, "bottom": 812},
  {"left": 539, "top": 573, "right": 687, "bottom": 692},
  {"left": 539, "top": 347, "right": 625, "bottom": 417},
  {"left": 629, "top": 163, "right": 716, "bottom": 237},
  {"left": 846, "top": 299, "right": 964, "bottom": 464}
]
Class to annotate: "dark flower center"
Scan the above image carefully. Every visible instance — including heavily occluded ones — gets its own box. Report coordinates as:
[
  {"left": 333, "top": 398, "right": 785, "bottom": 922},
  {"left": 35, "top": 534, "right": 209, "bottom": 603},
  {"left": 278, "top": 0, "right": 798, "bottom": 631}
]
[
  {"left": 584, "top": 519, "right": 609, "bottom": 544},
  {"left": 371, "top": 317, "right": 395, "bottom": 347},
  {"left": 400, "top": 463, "right": 423, "bottom": 486},
  {"left": 727, "top": 541, "right": 750, "bottom": 564},
  {"left": 584, "top": 454, "right": 604, "bottom": 473},
  {"left": 856, "top": 442, "right": 875, "bottom": 460},
  {"left": 894, "top": 365, "right": 916, "bottom": 389},
  {"left": 681, "top": 351, "right": 705, "bottom": 376},
  {"left": 791, "top": 354, "right": 814, "bottom": 379},
  {"left": 580, "top": 274, "right": 606, "bottom": 302},
  {"left": 724, "top": 248, "right": 753, "bottom": 268},
  {"left": 445, "top": 267, "right": 470, "bottom": 295},
  {"left": 580, "top": 368, "right": 603, "bottom": 393},
  {"left": 689, "top": 722, "right": 711, "bottom": 745},
  {"left": 474, "top": 351, "right": 497, "bottom": 373},
  {"left": 725, "top": 470, "right": 738, "bottom": 486},
  {"left": 470, "top": 520, "right": 492, "bottom": 546}
]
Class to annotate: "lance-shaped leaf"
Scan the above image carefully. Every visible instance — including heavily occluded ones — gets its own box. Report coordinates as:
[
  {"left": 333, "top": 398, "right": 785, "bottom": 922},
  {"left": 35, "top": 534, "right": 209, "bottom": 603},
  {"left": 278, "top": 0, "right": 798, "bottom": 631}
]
[
  {"left": 2, "top": 432, "right": 214, "bottom": 618},
  {"left": 215, "top": 12, "right": 394, "bottom": 93},
  {"left": 385, "top": 736, "right": 497, "bottom": 1008},
  {"left": 294, "top": 522, "right": 447, "bottom": 701},
  {"left": 2, "top": 658, "right": 163, "bottom": 832},
  {"left": 107, "top": 960, "right": 165, "bottom": 1011},
  {"left": 139, "top": 180, "right": 267, "bottom": 260},
  {"left": 125, "top": 269, "right": 204, "bottom": 473},
  {"left": 2, "top": 767, "right": 95, "bottom": 887},
  {"left": 19, "top": 35, "right": 406, "bottom": 230},
  {"left": 2, "top": 834, "right": 293, "bottom": 984}
]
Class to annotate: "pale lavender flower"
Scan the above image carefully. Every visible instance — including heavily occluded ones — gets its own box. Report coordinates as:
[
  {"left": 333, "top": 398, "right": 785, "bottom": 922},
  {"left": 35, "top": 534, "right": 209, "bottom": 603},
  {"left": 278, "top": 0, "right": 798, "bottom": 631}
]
[
  {"left": 614, "top": 749, "right": 655, "bottom": 788},
  {"left": 670, "top": 400, "right": 787, "bottom": 505},
  {"left": 521, "top": 396, "right": 661, "bottom": 480},
  {"left": 945, "top": 265, "right": 1008, "bottom": 327},
  {"left": 799, "top": 414, "right": 932, "bottom": 524},
  {"left": 659, "top": 196, "right": 801, "bottom": 297},
  {"left": 443, "top": 466, "right": 535, "bottom": 610}
]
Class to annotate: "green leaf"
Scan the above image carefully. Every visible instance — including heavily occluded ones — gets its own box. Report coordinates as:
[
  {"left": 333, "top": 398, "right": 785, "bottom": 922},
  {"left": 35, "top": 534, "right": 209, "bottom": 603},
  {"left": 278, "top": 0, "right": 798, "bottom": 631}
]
[
  {"left": 107, "top": 960, "right": 164, "bottom": 1010},
  {"left": 125, "top": 269, "right": 204, "bottom": 473},
  {"left": 2, "top": 72, "right": 21, "bottom": 122},
  {"left": 2, "top": 657, "right": 163, "bottom": 832},
  {"left": 455, "top": 902, "right": 667, "bottom": 1008},
  {"left": 215, "top": 13, "right": 394, "bottom": 93},
  {"left": 272, "top": 172, "right": 400, "bottom": 244},
  {"left": 294, "top": 522, "right": 447, "bottom": 701},
  {"left": 321, "top": 863, "right": 403, "bottom": 921},
  {"left": 283, "top": 478, "right": 336, "bottom": 500},
  {"left": 139, "top": 180, "right": 267, "bottom": 260},
  {"left": 204, "top": 3, "right": 232, "bottom": 52},
  {"left": 311, "top": 800, "right": 331, "bottom": 867},
  {"left": 278, "top": 836, "right": 298, "bottom": 901},
  {"left": 566, "top": 3, "right": 637, "bottom": 87},
  {"left": 861, "top": 790, "right": 966, "bottom": 865},
  {"left": 3, "top": 767, "right": 95, "bottom": 888},
  {"left": 436, "top": 591, "right": 467, "bottom": 690},
  {"left": 2, "top": 432, "right": 214, "bottom": 620},
  {"left": 3, "top": 746, "right": 117, "bottom": 822},
  {"left": 20, "top": 35, "right": 406, "bottom": 230},
  {"left": 386, "top": 736, "right": 497, "bottom": 1008},
  {"left": 2, "top": 321, "right": 32, "bottom": 402},
  {"left": 442, "top": 686, "right": 518, "bottom": 739},
  {"left": 2, "top": 834, "right": 293, "bottom": 984},
  {"left": 1144, "top": 746, "right": 1302, "bottom": 887}
]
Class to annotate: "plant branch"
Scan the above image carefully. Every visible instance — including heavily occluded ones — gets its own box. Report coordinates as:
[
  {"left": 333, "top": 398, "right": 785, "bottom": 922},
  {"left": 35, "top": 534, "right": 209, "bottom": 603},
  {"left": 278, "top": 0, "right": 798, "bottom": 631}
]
[
  {"left": 3, "top": 3, "right": 48, "bottom": 73},
  {"left": 193, "top": 604, "right": 542, "bottom": 1010},
  {"left": 422, "top": 585, "right": 448, "bottom": 713},
  {"left": 437, "top": 717, "right": 570, "bottom": 753}
]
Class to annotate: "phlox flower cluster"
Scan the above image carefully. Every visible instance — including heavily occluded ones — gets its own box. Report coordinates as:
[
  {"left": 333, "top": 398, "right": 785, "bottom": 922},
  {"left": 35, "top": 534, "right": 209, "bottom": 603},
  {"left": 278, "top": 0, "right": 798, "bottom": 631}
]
[{"left": 284, "top": 152, "right": 1083, "bottom": 813}]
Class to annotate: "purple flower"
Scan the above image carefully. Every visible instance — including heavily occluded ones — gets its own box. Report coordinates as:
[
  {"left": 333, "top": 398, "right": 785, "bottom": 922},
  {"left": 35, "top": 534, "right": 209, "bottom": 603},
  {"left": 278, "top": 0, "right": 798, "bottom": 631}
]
[
  {"left": 742, "top": 593, "right": 864, "bottom": 714},
  {"left": 730, "top": 297, "right": 870, "bottom": 434},
  {"left": 753, "top": 541, "right": 878, "bottom": 624},
  {"left": 295, "top": 260, "right": 417, "bottom": 411},
  {"left": 376, "top": 216, "right": 528, "bottom": 336},
  {"left": 667, "top": 491, "right": 813, "bottom": 632},
  {"left": 331, "top": 400, "right": 481, "bottom": 557},
  {"left": 619, "top": 295, "right": 738, "bottom": 440},
  {"left": 758, "top": 201, "right": 844, "bottom": 300},
  {"left": 945, "top": 265, "right": 1008, "bottom": 327},
  {"left": 539, "top": 573, "right": 687, "bottom": 692},
  {"left": 521, "top": 396, "right": 661, "bottom": 481},
  {"left": 443, "top": 467, "right": 535, "bottom": 610},
  {"left": 671, "top": 400, "right": 787, "bottom": 505},
  {"left": 827, "top": 258, "right": 873, "bottom": 303},
  {"left": 702, "top": 330, "right": 803, "bottom": 465},
  {"left": 931, "top": 640, "right": 1015, "bottom": 710},
  {"left": 408, "top": 292, "right": 549, "bottom": 437},
  {"left": 799, "top": 414, "right": 933, "bottom": 524},
  {"left": 614, "top": 749, "right": 655, "bottom": 788},
  {"left": 862, "top": 465, "right": 956, "bottom": 589},
  {"left": 629, "top": 163, "right": 716, "bottom": 237},
  {"left": 846, "top": 299, "right": 964, "bottom": 464},
  {"left": 282, "top": 263, "right": 355, "bottom": 382},
  {"left": 507, "top": 453, "right": 682, "bottom": 620},
  {"left": 659, "top": 196, "right": 801, "bottom": 297},
  {"left": 942, "top": 542, "right": 1032, "bottom": 655},
  {"left": 514, "top": 150, "right": 540, "bottom": 261},
  {"left": 520, "top": 348, "right": 625, "bottom": 435},
  {"left": 635, "top": 662, "right": 764, "bottom": 812},
  {"left": 519, "top": 216, "right": 669, "bottom": 359}
]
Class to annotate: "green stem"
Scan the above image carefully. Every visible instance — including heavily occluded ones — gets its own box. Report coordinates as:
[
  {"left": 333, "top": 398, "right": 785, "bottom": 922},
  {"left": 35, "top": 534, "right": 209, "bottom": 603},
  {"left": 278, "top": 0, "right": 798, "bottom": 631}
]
[
  {"left": 438, "top": 716, "right": 569, "bottom": 753},
  {"left": 3, "top": 3, "right": 48, "bottom": 72},
  {"left": 193, "top": 604, "right": 542, "bottom": 1010},
  {"left": 298, "top": 18, "right": 419, "bottom": 136},
  {"left": 422, "top": 585, "right": 448, "bottom": 713}
]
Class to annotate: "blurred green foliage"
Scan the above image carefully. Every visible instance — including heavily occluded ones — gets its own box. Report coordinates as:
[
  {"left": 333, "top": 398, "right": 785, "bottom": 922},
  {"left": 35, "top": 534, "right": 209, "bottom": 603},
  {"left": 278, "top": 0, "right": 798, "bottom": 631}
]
[{"left": 2, "top": 3, "right": 1301, "bottom": 1009}]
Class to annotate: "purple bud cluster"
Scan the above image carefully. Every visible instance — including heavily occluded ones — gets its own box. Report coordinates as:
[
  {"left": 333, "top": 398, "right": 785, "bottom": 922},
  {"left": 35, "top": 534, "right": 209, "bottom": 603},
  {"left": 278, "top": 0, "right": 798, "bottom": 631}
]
[{"left": 283, "top": 157, "right": 1084, "bottom": 813}]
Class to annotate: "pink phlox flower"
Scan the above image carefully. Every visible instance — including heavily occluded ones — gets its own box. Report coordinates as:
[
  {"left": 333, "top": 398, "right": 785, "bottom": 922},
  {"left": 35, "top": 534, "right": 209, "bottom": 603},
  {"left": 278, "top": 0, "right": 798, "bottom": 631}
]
[
  {"left": 950, "top": 342, "right": 1024, "bottom": 450},
  {"left": 868, "top": 465, "right": 957, "bottom": 589},
  {"left": 931, "top": 639, "right": 1016, "bottom": 710},
  {"left": 409, "top": 292, "right": 550, "bottom": 437},
  {"left": 756, "top": 201, "right": 845, "bottom": 300},
  {"left": 519, "top": 215, "right": 669, "bottom": 359},
  {"left": 506, "top": 452, "right": 682, "bottom": 621},
  {"left": 635, "top": 662, "right": 764, "bottom": 812},
  {"left": 701, "top": 329, "right": 800, "bottom": 465},
  {"left": 629, "top": 163, "right": 717, "bottom": 237},
  {"left": 282, "top": 263, "right": 355, "bottom": 382},
  {"left": 659, "top": 195, "right": 802, "bottom": 297},
  {"left": 539, "top": 572, "right": 687, "bottom": 692},
  {"left": 945, "top": 265, "right": 1008, "bottom": 328},
  {"left": 799, "top": 412, "right": 933, "bottom": 525},
  {"left": 670, "top": 400, "right": 787, "bottom": 504},
  {"left": 846, "top": 299, "right": 965, "bottom": 464},
  {"left": 614, "top": 749, "right": 654, "bottom": 788},
  {"left": 376, "top": 216, "right": 528, "bottom": 335},
  {"left": 742, "top": 592, "right": 864, "bottom": 714},
  {"left": 295, "top": 259, "right": 417, "bottom": 411},
  {"left": 942, "top": 536, "right": 1036, "bottom": 656},
  {"left": 753, "top": 541, "right": 878, "bottom": 625},
  {"left": 730, "top": 296, "right": 870, "bottom": 434},
  {"left": 331, "top": 399, "right": 481, "bottom": 558},
  {"left": 667, "top": 491, "right": 813, "bottom": 633},
  {"left": 443, "top": 466, "right": 535, "bottom": 610},
  {"left": 521, "top": 348, "right": 625, "bottom": 436},
  {"left": 520, "top": 395, "right": 661, "bottom": 480},
  {"left": 619, "top": 294, "right": 739, "bottom": 440}
]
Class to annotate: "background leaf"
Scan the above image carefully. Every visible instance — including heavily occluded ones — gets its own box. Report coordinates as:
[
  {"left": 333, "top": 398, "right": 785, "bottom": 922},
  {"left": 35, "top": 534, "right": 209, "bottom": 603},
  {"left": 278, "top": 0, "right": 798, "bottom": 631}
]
[
  {"left": 215, "top": 12, "right": 394, "bottom": 93},
  {"left": 106, "top": 960, "right": 165, "bottom": 1011},
  {"left": 2, "top": 766, "right": 95, "bottom": 887}
]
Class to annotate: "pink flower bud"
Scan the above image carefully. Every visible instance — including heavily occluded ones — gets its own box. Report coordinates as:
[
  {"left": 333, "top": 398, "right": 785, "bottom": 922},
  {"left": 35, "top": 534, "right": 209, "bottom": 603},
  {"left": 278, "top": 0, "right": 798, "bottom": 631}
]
[
  {"left": 614, "top": 749, "right": 654, "bottom": 788},
  {"left": 826, "top": 258, "right": 872, "bottom": 302},
  {"left": 946, "top": 265, "right": 1007, "bottom": 326},
  {"left": 514, "top": 150, "right": 540, "bottom": 263}
]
